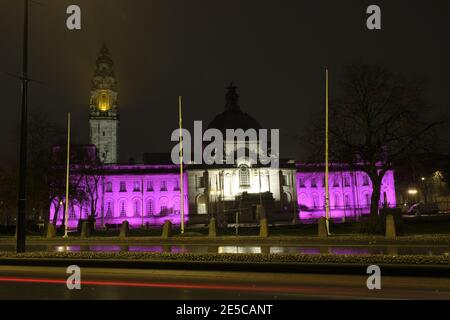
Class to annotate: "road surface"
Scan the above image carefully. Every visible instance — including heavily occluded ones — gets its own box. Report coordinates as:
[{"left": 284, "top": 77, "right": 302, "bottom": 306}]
[{"left": 0, "top": 265, "right": 449, "bottom": 299}]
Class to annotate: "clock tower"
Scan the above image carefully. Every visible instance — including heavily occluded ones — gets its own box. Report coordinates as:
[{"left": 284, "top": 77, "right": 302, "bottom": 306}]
[{"left": 89, "top": 44, "right": 119, "bottom": 164}]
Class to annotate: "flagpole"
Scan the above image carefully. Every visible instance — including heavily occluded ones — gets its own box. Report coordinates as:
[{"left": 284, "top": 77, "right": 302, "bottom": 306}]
[
  {"left": 325, "top": 69, "right": 331, "bottom": 235},
  {"left": 16, "top": 0, "right": 30, "bottom": 253},
  {"left": 63, "top": 112, "right": 71, "bottom": 238},
  {"left": 179, "top": 96, "right": 185, "bottom": 234}
]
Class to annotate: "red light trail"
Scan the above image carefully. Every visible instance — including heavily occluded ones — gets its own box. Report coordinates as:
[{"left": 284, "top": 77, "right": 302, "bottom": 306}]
[{"left": 0, "top": 276, "right": 344, "bottom": 295}]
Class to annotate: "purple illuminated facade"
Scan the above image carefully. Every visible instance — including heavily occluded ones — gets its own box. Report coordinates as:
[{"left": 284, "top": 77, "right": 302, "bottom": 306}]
[
  {"left": 296, "top": 163, "right": 396, "bottom": 221},
  {"left": 48, "top": 45, "right": 397, "bottom": 229},
  {"left": 49, "top": 156, "right": 396, "bottom": 229},
  {"left": 49, "top": 163, "right": 189, "bottom": 229}
]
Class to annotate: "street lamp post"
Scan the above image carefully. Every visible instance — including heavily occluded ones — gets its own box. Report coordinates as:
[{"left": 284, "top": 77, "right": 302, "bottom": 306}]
[
  {"left": 324, "top": 69, "right": 331, "bottom": 235},
  {"left": 16, "top": 0, "right": 30, "bottom": 253},
  {"left": 179, "top": 96, "right": 185, "bottom": 234}
]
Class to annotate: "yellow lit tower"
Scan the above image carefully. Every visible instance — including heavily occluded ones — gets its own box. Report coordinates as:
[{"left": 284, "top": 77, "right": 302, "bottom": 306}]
[{"left": 89, "top": 43, "right": 119, "bottom": 164}]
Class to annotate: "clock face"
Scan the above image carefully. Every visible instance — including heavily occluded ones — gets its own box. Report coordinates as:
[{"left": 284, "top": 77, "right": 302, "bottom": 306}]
[{"left": 97, "top": 91, "right": 111, "bottom": 112}]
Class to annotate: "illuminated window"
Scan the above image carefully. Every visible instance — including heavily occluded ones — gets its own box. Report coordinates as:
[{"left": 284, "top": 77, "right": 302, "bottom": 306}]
[
  {"left": 133, "top": 181, "right": 141, "bottom": 192},
  {"left": 344, "top": 176, "right": 350, "bottom": 187},
  {"left": 98, "top": 91, "right": 110, "bottom": 112},
  {"left": 173, "top": 197, "right": 181, "bottom": 214},
  {"left": 119, "top": 200, "right": 127, "bottom": 217},
  {"left": 106, "top": 201, "right": 113, "bottom": 217},
  {"left": 159, "top": 197, "right": 169, "bottom": 215},
  {"left": 334, "top": 193, "right": 341, "bottom": 208},
  {"left": 365, "top": 193, "right": 371, "bottom": 208},
  {"left": 362, "top": 175, "right": 370, "bottom": 186},
  {"left": 345, "top": 194, "right": 351, "bottom": 208},
  {"left": 312, "top": 195, "right": 319, "bottom": 208},
  {"left": 197, "top": 195, "right": 207, "bottom": 214},
  {"left": 298, "top": 178, "right": 305, "bottom": 188},
  {"left": 133, "top": 200, "right": 140, "bottom": 217},
  {"left": 196, "top": 176, "right": 205, "bottom": 189},
  {"left": 239, "top": 165, "right": 250, "bottom": 188},
  {"left": 146, "top": 199, "right": 154, "bottom": 216},
  {"left": 282, "top": 174, "right": 289, "bottom": 187},
  {"left": 333, "top": 176, "right": 340, "bottom": 187}
]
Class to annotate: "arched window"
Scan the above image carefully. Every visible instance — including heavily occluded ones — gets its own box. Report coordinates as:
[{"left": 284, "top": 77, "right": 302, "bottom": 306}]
[
  {"left": 239, "top": 165, "right": 250, "bottom": 188},
  {"left": 344, "top": 194, "right": 351, "bottom": 208},
  {"left": 299, "top": 193, "right": 307, "bottom": 207},
  {"left": 197, "top": 194, "right": 207, "bottom": 214},
  {"left": 119, "top": 200, "right": 127, "bottom": 217},
  {"left": 282, "top": 192, "right": 291, "bottom": 212},
  {"left": 159, "top": 197, "right": 169, "bottom": 215},
  {"left": 364, "top": 193, "right": 371, "bottom": 208},
  {"left": 312, "top": 194, "right": 319, "bottom": 209},
  {"left": 146, "top": 199, "right": 154, "bottom": 216},
  {"left": 173, "top": 196, "right": 181, "bottom": 215},
  {"left": 105, "top": 200, "right": 113, "bottom": 217},
  {"left": 133, "top": 199, "right": 141, "bottom": 217},
  {"left": 334, "top": 193, "right": 341, "bottom": 208}
]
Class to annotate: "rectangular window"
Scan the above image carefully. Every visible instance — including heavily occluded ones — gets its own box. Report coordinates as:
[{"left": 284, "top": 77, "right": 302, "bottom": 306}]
[
  {"left": 133, "top": 181, "right": 141, "bottom": 192},
  {"left": 69, "top": 208, "right": 76, "bottom": 220},
  {"left": 106, "top": 202, "right": 113, "bottom": 217},
  {"left": 160, "top": 181, "right": 167, "bottom": 191},
  {"left": 311, "top": 179, "right": 317, "bottom": 188},
  {"left": 147, "top": 181, "right": 154, "bottom": 192},
  {"left": 197, "top": 204, "right": 207, "bottom": 214},
  {"left": 105, "top": 182, "right": 113, "bottom": 192},
  {"left": 362, "top": 175, "right": 370, "bottom": 186},
  {"left": 197, "top": 176, "right": 205, "bottom": 189},
  {"left": 282, "top": 174, "right": 289, "bottom": 187},
  {"left": 120, "top": 182, "right": 127, "bottom": 192},
  {"left": 298, "top": 178, "right": 305, "bottom": 188},
  {"left": 344, "top": 176, "right": 350, "bottom": 187},
  {"left": 174, "top": 180, "right": 180, "bottom": 191},
  {"left": 333, "top": 176, "right": 340, "bottom": 187}
]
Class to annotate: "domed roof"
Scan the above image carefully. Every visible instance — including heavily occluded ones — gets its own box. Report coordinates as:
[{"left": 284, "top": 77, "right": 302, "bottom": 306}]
[{"left": 206, "top": 83, "right": 262, "bottom": 133}]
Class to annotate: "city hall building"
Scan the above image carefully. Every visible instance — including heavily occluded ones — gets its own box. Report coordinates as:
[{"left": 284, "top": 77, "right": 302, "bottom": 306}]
[{"left": 49, "top": 45, "right": 396, "bottom": 229}]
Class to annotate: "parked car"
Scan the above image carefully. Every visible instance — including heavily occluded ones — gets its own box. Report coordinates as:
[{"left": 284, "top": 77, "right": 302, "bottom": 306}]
[{"left": 407, "top": 202, "right": 439, "bottom": 216}]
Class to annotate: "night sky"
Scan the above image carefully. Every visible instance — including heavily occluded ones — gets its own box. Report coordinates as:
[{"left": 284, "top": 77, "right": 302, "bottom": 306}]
[{"left": 1, "top": 0, "right": 450, "bottom": 163}]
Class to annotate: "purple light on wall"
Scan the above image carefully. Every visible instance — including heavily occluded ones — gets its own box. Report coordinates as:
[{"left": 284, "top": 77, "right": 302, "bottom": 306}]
[
  {"left": 296, "top": 168, "right": 396, "bottom": 220},
  {"left": 49, "top": 165, "right": 189, "bottom": 229}
]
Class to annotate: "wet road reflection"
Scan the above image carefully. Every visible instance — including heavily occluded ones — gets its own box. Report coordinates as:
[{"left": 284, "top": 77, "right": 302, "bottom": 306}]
[{"left": 1, "top": 244, "right": 449, "bottom": 256}]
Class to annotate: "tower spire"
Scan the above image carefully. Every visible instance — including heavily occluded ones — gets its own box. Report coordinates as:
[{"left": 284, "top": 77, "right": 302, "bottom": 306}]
[
  {"left": 89, "top": 43, "right": 119, "bottom": 164},
  {"left": 225, "top": 82, "right": 240, "bottom": 111}
]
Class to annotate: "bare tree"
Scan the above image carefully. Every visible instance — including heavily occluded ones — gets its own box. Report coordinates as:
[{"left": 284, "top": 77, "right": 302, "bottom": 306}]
[
  {"left": 302, "top": 63, "right": 450, "bottom": 217},
  {"left": 80, "top": 160, "right": 102, "bottom": 221}
]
